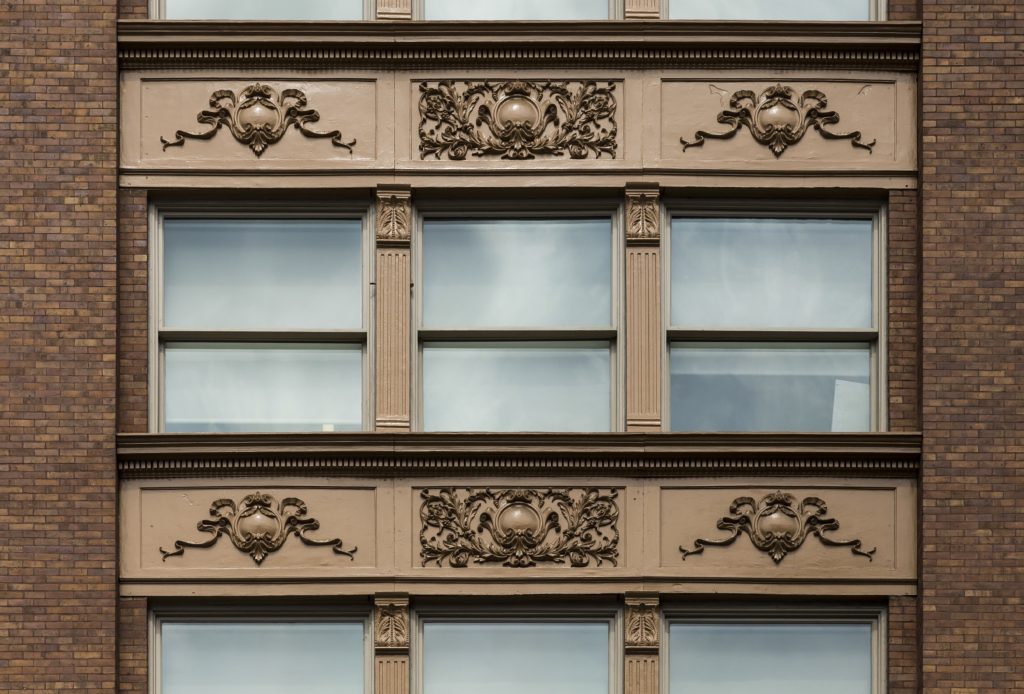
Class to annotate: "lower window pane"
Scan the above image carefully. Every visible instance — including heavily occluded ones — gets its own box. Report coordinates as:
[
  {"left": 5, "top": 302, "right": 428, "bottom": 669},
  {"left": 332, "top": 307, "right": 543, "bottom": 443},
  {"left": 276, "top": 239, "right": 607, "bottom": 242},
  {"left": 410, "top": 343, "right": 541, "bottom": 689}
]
[
  {"left": 422, "top": 342, "right": 611, "bottom": 432},
  {"left": 165, "top": 0, "right": 363, "bottom": 19},
  {"left": 670, "top": 343, "right": 870, "bottom": 432},
  {"left": 669, "top": 623, "right": 872, "bottom": 694},
  {"left": 424, "top": 0, "right": 608, "bottom": 19},
  {"left": 423, "top": 622, "right": 609, "bottom": 694},
  {"left": 164, "top": 343, "right": 362, "bottom": 432},
  {"left": 669, "top": 0, "right": 868, "bottom": 20},
  {"left": 162, "top": 622, "right": 364, "bottom": 694}
]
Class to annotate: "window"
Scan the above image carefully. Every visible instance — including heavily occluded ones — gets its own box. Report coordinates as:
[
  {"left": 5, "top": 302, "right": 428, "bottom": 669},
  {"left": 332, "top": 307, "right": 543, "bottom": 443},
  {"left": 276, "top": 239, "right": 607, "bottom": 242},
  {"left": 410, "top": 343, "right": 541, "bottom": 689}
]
[
  {"left": 668, "top": 0, "right": 874, "bottom": 20},
  {"left": 154, "top": 609, "right": 369, "bottom": 694},
  {"left": 667, "top": 208, "right": 883, "bottom": 432},
  {"left": 155, "top": 211, "right": 368, "bottom": 433},
  {"left": 422, "top": 0, "right": 610, "bottom": 20},
  {"left": 417, "top": 607, "right": 618, "bottom": 694},
  {"left": 160, "top": 0, "right": 365, "bottom": 20},
  {"left": 417, "top": 214, "right": 618, "bottom": 432},
  {"left": 666, "top": 606, "right": 883, "bottom": 694}
]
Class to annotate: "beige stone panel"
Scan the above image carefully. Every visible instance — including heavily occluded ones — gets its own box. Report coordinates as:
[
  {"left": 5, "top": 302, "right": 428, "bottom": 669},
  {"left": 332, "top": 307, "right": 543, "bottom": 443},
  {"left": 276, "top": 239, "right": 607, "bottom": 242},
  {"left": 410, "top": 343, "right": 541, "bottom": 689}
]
[
  {"left": 657, "top": 74, "right": 916, "bottom": 171},
  {"left": 375, "top": 247, "right": 411, "bottom": 431},
  {"left": 658, "top": 479, "right": 917, "bottom": 580},
  {"left": 376, "top": 655, "right": 410, "bottom": 694},
  {"left": 121, "top": 479, "right": 387, "bottom": 580},
  {"left": 625, "top": 246, "right": 662, "bottom": 431},
  {"left": 400, "top": 72, "right": 640, "bottom": 166},
  {"left": 624, "top": 0, "right": 660, "bottom": 19},
  {"left": 124, "top": 76, "right": 380, "bottom": 169},
  {"left": 377, "top": 0, "right": 412, "bottom": 19},
  {"left": 625, "top": 656, "right": 659, "bottom": 694}
]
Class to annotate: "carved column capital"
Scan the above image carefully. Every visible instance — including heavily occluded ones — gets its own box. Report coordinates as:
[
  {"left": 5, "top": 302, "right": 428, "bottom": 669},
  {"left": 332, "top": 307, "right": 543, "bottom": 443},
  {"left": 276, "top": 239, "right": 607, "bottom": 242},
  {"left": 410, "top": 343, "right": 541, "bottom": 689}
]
[
  {"left": 374, "top": 595, "right": 410, "bottom": 653},
  {"left": 625, "top": 183, "right": 660, "bottom": 246},
  {"left": 624, "top": 594, "right": 660, "bottom": 654},
  {"left": 376, "top": 185, "right": 412, "bottom": 247}
]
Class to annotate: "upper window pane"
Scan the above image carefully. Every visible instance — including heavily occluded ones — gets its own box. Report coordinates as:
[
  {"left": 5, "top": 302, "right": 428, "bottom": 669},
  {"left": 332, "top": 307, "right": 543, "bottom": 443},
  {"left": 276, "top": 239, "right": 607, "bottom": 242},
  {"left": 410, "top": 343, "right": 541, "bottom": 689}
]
[
  {"left": 422, "top": 218, "right": 612, "bottom": 328},
  {"left": 423, "top": 622, "right": 610, "bottom": 694},
  {"left": 163, "top": 219, "right": 362, "bottom": 330},
  {"left": 668, "top": 0, "right": 869, "bottom": 20},
  {"left": 669, "top": 622, "right": 872, "bottom": 694},
  {"left": 164, "top": 0, "right": 363, "bottom": 20},
  {"left": 670, "top": 218, "right": 872, "bottom": 329},
  {"left": 424, "top": 0, "right": 608, "bottom": 20},
  {"left": 162, "top": 621, "right": 364, "bottom": 694}
]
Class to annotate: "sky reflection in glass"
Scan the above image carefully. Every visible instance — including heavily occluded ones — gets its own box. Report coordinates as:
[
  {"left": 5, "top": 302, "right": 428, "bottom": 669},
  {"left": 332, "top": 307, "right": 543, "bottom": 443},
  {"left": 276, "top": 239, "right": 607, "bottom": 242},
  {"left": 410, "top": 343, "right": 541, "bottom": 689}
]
[
  {"left": 424, "top": 0, "right": 608, "bottom": 20},
  {"left": 669, "top": 0, "right": 869, "bottom": 20},
  {"left": 164, "top": 0, "right": 363, "bottom": 20}
]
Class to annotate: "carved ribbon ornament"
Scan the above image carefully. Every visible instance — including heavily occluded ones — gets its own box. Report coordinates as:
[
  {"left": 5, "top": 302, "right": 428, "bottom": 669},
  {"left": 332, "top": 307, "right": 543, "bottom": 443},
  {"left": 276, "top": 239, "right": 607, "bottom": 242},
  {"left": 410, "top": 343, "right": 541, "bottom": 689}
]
[
  {"left": 679, "top": 491, "right": 876, "bottom": 564},
  {"left": 418, "top": 80, "right": 617, "bottom": 160},
  {"left": 680, "top": 84, "right": 875, "bottom": 157},
  {"left": 160, "top": 492, "right": 357, "bottom": 565},
  {"left": 161, "top": 83, "right": 355, "bottom": 157},
  {"left": 420, "top": 488, "right": 619, "bottom": 568}
]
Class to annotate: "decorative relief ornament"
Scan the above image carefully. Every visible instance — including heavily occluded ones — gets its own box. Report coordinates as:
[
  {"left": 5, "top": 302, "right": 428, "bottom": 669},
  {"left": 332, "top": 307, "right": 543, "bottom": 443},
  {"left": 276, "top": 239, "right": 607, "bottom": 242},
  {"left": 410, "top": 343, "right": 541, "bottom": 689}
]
[
  {"left": 418, "top": 80, "right": 617, "bottom": 161},
  {"left": 376, "top": 192, "right": 411, "bottom": 244},
  {"left": 160, "top": 83, "right": 355, "bottom": 157},
  {"left": 624, "top": 599, "right": 659, "bottom": 651},
  {"left": 419, "top": 488, "right": 619, "bottom": 568},
  {"left": 625, "top": 187, "right": 660, "bottom": 242},
  {"left": 680, "top": 84, "right": 875, "bottom": 158},
  {"left": 159, "top": 492, "right": 357, "bottom": 565},
  {"left": 679, "top": 491, "right": 875, "bottom": 564},
  {"left": 374, "top": 602, "right": 410, "bottom": 651}
]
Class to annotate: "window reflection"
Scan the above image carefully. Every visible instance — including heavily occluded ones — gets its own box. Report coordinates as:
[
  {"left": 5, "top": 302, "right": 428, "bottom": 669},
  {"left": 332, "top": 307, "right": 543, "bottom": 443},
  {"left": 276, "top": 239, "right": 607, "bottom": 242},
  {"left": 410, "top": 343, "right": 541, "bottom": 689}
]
[
  {"left": 424, "top": 0, "right": 608, "bottom": 20},
  {"left": 164, "top": 0, "right": 363, "bottom": 20},
  {"left": 669, "top": 0, "right": 869, "bottom": 20}
]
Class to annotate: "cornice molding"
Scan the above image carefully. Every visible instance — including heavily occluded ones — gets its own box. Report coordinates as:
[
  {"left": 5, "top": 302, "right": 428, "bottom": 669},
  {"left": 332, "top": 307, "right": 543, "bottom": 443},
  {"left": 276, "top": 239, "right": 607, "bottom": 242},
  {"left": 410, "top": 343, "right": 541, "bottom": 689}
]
[
  {"left": 116, "top": 432, "right": 922, "bottom": 479},
  {"left": 117, "top": 21, "right": 921, "bottom": 70}
]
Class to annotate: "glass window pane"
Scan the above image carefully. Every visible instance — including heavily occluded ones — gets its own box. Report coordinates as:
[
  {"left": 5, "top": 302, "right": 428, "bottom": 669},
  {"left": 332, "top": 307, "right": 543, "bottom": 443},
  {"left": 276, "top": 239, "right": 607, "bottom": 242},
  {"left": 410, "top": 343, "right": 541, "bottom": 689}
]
[
  {"left": 422, "top": 342, "right": 610, "bottom": 431},
  {"left": 164, "top": 343, "right": 362, "bottom": 432},
  {"left": 670, "top": 343, "right": 870, "bottom": 432},
  {"left": 669, "top": 623, "right": 872, "bottom": 694},
  {"left": 165, "top": 0, "right": 363, "bottom": 20},
  {"left": 423, "top": 622, "right": 609, "bottom": 694},
  {"left": 668, "top": 0, "right": 869, "bottom": 20},
  {"left": 422, "top": 219, "right": 612, "bottom": 328},
  {"left": 671, "top": 218, "right": 872, "bottom": 329},
  {"left": 162, "top": 622, "right": 364, "bottom": 694},
  {"left": 164, "top": 219, "right": 362, "bottom": 330},
  {"left": 424, "top": 0, "right": 608, "bottom": 20}
]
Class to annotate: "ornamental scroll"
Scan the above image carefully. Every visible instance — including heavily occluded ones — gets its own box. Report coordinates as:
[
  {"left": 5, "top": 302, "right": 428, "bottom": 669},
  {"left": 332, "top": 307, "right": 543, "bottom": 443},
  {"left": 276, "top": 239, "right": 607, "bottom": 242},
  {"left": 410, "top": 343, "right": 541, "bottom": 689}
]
[
  {"left": 419, "top": 488, "right": 619, "bottom": 568},
  {"left": 418, "top": 80, "right": 617, "bottom": 161}
]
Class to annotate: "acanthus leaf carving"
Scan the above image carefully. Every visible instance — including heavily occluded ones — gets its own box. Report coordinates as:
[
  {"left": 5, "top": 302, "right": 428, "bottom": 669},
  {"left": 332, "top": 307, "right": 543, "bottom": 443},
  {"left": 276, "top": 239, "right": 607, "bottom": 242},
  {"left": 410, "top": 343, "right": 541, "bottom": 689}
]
[
  {"left": 679, "top": 490, "right": 876, "bottom": 564},
  {"left": 624, "top": 601, "right": 659, "bottom": 650},
  {"left": 680, "top": 84, "right": 875, "bottom": 158},
  {"left": 418, "top": 80, "right": 617, "bottom": 161},
  {"left": 376, "top": 193, "right": 411, "bottom": 243},
  {"left": 159, "top": 492, "right": 357, "bottom": 565},
  {"left": 374, "top": 602, "right": 410, "bottom": 651},
  {"left": 419, "top": 488, "right": 619, "bottom": 568},
  {"left": 160, "top": 83, "right": 355, "bottom": 158}
]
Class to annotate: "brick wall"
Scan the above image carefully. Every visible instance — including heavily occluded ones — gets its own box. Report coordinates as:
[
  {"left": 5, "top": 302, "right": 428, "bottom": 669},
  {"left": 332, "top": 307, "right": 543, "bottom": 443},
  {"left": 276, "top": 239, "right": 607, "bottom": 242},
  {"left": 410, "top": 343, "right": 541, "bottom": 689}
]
[
  {"left": 888, "top": 0, "right": 918, "bottom": 20},
  {"left": 119, "top": 597, "right": 149, "bottom": 693},
  {"left": 119, "top": 0, "right": 148, "bottom": 19},
  {"left": 888, "top": 189, "right": 920, "bottom": 431},
  {"left": 888, "top": 596, "right": 918, "bottom": 693},
  {"left": 118, "top": 189, "right": 149, "bottom": 432},
  {"left": 920, "top": 0, "right": 1024, "bottom": 689},
  {"left": 0, "top": 0, "right": 119, "bottom": 688}
]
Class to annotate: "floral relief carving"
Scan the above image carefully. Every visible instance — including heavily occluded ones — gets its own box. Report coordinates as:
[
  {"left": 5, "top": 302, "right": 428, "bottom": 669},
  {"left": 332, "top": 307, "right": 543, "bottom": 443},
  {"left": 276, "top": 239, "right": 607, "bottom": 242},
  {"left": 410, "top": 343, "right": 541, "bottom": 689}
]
[
  {"left": 375, "top": 603, "right": 410, "bottom": 650},
  {"left": 418, "top": 80, "right": 617, "bottom": 161},
  {"left": 625, "top": 601, "right": 659, "bottom": 650},
  {"left": 679, "top": 491, "right": 876, "bottom": 564},
  {"left": 680, "top": 84, "right": 875, "bottom": 158},
  {"left": 160, "top": 83, "right": 355, "bottom": 157},
  {"left": 159, "top": 492, "right": 357, "bottom": 565},
  {"left": 625, "top": 190, "right": 660, "bottom": 242},
  {"left": 376, "top": 193, "right": 411, "bottom": 243},
  {"left": 419, "top": 488, "right": 619, "bottom": 568}
]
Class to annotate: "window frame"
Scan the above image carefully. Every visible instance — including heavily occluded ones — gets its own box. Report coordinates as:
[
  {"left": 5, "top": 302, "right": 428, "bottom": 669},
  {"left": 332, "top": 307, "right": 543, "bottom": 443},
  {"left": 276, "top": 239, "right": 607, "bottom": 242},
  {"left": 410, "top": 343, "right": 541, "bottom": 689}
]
[
  {"left": 662, "top": 199, "right": 888, "bottom": 433},
  {"left": 412, "top": 199, "right": 625, "bottom": 432},
  {"left": 412, "top": 601, "right": 623, "bottom": 694},
  {"left": 151, "top": 0, "right": 374, "bottom": 20},
  {"left": 661, "top": 603, "right": 886, "bottom": 694},
  {"left": 150, "top": 603, "right": 374, "bottom": 694},
  {"left": 148, "top": 201, "right": 374, "bottom": 434}
]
